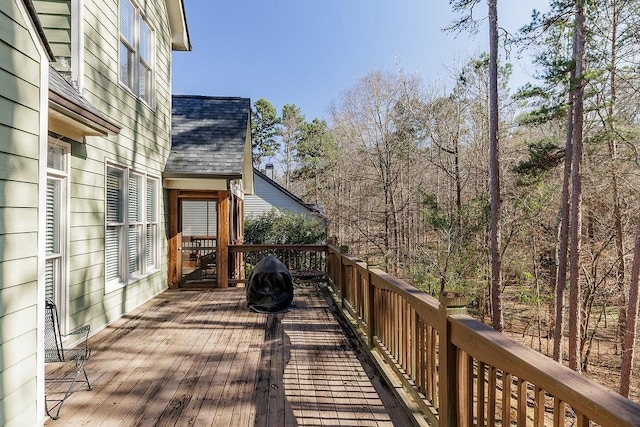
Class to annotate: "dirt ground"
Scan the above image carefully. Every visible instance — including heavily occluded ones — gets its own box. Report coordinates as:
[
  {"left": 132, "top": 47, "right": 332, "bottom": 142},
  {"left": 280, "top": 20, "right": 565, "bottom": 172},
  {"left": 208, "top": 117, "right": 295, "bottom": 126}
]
[{"left": 498, "top": 292, "right": 640, "bottom": 404}]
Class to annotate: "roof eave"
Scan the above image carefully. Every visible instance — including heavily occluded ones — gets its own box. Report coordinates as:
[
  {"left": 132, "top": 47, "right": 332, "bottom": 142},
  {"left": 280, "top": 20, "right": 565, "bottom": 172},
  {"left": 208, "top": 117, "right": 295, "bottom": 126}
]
[
  {"left": 163, "top": 172, "right": 243, "bottom": 180},
  {"left": 23, "top": 0, "right": 55, "bottom": 60},
  {"left": 166, "top": 0, "right": 191, "bottom": 51},
  {"left": 49, "top": 89, "right": 121, "bottom": 136}
]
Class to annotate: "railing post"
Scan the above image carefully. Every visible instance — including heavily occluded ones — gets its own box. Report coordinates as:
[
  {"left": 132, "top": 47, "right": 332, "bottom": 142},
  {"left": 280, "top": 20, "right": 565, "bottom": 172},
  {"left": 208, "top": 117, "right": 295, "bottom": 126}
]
[
  {"left": 339, "top": 246, "right": 348, "bottom": 309},
  {"left": 366, "top": 262, "right": 375, "bottom": 349},
  {"left": 438, "top": 291, "right": 468, "bottom": 427}
]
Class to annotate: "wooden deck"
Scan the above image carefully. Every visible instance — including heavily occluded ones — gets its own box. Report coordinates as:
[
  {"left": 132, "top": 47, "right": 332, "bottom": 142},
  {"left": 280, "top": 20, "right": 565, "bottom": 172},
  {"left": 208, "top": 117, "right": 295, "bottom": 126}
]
[{"left": 45, "top": 284, "right": 412, "bottom": 426}]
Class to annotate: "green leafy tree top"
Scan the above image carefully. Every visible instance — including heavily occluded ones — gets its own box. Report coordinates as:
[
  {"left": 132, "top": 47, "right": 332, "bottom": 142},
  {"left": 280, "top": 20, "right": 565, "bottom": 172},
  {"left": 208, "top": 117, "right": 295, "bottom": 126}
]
[
  {"left": 251, "top": 98, "right": 280, "bottom": 168},
  {"left": 294, "top": 118, "right": 339, "bottom": 202}
]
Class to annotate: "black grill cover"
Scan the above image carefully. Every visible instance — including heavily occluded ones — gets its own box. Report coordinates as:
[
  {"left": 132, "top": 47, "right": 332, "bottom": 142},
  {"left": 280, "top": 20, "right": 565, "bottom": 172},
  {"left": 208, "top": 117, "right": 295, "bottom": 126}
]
[{"left": 246, "top": 255, "right": 294, "bottom": 313}]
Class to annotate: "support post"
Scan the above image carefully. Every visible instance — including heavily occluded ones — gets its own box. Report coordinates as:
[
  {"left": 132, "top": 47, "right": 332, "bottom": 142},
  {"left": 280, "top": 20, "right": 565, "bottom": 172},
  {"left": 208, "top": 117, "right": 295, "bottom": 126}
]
[
  {"left": 217, "top": 192, "right": 230, "bottom": 288},
  {"left": 438, "top": 291, "right": 468, "bottom": 426},
  {"left": 367, "top": 263, "right": 375, "bottom": 349},
  {"left": 167, "top": 189, "right": 180, "bottom": 288},
  {"left": 339, "top": 246, "right": 348, "bottom": 308}
]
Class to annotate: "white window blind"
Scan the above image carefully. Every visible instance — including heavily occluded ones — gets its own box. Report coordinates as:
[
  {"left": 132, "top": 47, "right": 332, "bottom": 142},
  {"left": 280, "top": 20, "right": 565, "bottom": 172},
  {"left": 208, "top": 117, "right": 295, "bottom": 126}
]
[
  {"left": 46, "top": 179, "right": 60, "bottom": 255},
  {"left": 182, "top": 200, "right": 217, "bottom": 237},
  {"left": 119, "top": 0, "right": 135, "bottom": 90},
  {"left": 105, "top": 165, "right": 159, "bottom": 292},
  {"left": 46, "top": 141, "right": 68, "bottom": 328},
  {"left": 45, "top": 178, "right": 61, "bottom": 304},
  {"left": 146, "top": 177, "right": 158, "bottom": 269},
  {"left": 106, "top": 167, "right": 124, "bottom": 283},
  {"left": 119, "top": 0, "right": 154, "bottom": 104}
]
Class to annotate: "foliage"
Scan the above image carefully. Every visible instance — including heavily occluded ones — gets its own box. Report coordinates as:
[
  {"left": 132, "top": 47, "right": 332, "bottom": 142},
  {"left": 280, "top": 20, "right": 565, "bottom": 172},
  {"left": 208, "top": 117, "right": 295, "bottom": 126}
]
[
  {"left": 279, "top": 104, "right": 306, "bottom": 188},
  {"left": 244, "top": 210, "right": 327, "bottom": 245},
  {"left": 513, "top": 139, "right": 565, "bottom": 185},
  {"left": 242, "top": 0, "right": 640, "bottom": 397},
  {"left": 251, "top": 98, "right": 280, "bottom": 168},
  {"left": 294, "top": 118, "right": 340, "bottom": 203}
]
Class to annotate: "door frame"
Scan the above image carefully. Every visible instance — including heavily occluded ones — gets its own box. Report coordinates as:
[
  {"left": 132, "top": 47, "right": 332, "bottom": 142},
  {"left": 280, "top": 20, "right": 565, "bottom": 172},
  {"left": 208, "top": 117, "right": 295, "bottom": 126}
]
[{"left": 167, "top": 189, "right": 229, "bottom": 288}]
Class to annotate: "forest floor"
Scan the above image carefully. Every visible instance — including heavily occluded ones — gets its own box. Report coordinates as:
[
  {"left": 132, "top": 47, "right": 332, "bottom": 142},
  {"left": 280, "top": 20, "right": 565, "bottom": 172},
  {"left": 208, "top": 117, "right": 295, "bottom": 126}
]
[{"left": 498, "top": 288, "right": 640, "bottom": 404}]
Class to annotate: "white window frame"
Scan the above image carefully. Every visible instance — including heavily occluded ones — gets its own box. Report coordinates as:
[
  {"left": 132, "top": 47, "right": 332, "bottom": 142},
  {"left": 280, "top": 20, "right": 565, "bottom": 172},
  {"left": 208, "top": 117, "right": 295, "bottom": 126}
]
[
  {"left": 46, "top": 139, "right": 70, "bottom": 332},
  {"left": 119, "top": 0, "right": 155, "bottom": 106},
  {"left": 105, "top": 164, "right": 159, "bottom": 294}
]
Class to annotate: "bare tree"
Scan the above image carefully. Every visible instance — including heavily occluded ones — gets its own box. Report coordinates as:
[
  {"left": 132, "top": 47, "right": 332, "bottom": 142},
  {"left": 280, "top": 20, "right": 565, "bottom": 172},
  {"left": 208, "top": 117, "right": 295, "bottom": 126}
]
[
  {"left": 553, "top": 46, "right": 575, "bottom": 364},
  {"left": 568, "top": 0, "right": 586, "bottom": 372},
  {"left": 488, "top": 0, "right": 503, "bottom": 331},
  {"left": 620, "top": 209, "right": 640, "bottom": 397},
  {"left": 330, "top": 70, "right": 425, "bottom": 272}
]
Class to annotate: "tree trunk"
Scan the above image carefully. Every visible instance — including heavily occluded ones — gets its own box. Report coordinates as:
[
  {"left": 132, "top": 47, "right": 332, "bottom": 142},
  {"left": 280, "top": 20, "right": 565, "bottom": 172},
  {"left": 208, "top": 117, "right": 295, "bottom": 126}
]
[
  {"left": 553, "top": 72, "right": 575, "bottom": 363},
  {"left": 619, "top": 209, "right": 640, "bottom": 397},
  {"left": 605, "top": 3, "right": 627, "bottom": 356},
  {"left": 568, "top": 0, "right": 586, "bottom": 372},
  {"left": 488, "top": 0, "right": 503, "bottom": 331}
]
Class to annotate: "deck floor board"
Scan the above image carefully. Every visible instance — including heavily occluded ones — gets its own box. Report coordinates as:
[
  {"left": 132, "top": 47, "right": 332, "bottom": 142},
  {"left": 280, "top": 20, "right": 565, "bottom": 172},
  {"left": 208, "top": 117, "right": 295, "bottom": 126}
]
[{"left": 45, "top": 285, "right": 409, "bottom": 426}]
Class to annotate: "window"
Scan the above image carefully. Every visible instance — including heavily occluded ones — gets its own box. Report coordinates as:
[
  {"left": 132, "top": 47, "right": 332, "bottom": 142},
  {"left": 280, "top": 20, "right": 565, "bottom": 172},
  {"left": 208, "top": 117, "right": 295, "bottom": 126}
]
[
  {"left": 119, "top": 0, "right": 154, "bottom": 104},
  {"left": 181, "top": 200, "right": 217, "bottom": 237},
  {"left": 106, "top": 165, "right": 159, "bottom": 292},
  {"left": 46, "top": 141, "right": 69, "bottom": 330}
]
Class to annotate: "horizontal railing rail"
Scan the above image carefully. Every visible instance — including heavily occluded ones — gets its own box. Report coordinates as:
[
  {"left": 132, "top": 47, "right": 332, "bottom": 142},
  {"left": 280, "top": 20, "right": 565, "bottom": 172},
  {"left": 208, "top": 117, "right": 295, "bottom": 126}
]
[
  {"left": 324, "top": 244, "right": 640, "bottom": 427},
  {"left": 228, "top": 243, "right": 640, "bottom": 426},
  {"left": 448, "top": 316, "right": 640, "bottom": 426},
  {"left": 228, "top": 244, "right": 327, "bottom": 285}
]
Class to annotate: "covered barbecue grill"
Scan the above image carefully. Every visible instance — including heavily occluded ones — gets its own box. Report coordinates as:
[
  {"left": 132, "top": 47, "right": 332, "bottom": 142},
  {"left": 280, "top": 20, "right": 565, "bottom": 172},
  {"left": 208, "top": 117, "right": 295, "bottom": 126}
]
[{"left": 246, "top": 255, "right": 294, "bottom": 313}]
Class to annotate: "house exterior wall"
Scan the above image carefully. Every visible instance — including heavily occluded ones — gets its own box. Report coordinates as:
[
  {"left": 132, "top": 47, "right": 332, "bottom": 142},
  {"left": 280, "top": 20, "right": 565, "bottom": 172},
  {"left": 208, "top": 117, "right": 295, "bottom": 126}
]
[
  {"left": 32, "top": 0, "right": 71, "bottom": 75},
  {"left": 244, "top": 172, "right": 316, "bottom": 218},
  {"left": 61, "top": 0, "right": 174, "bottom": 334},
  {"left": 0, "top": 1, "right": 48, "bottom": 425}
]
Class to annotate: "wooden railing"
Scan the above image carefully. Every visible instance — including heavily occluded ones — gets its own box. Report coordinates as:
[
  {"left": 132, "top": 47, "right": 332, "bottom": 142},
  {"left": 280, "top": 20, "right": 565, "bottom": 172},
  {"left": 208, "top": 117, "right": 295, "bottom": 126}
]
[
  {"left": 228, "top": 244, "right": 326, "bottom": 285},
  {"left": 231, "top": 244, "right": 640, "bottom": 426}
]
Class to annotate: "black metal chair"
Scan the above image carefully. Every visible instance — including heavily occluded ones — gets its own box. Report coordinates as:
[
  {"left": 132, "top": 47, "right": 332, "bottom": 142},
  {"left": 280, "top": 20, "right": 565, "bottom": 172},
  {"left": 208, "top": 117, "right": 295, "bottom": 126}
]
[{"left": 44, "top": 298, "right": 92, "bottom": 419}]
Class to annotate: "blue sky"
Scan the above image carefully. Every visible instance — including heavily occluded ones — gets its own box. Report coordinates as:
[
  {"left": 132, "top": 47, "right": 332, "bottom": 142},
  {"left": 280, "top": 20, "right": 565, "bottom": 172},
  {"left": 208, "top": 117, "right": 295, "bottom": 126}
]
[{"left": 172, "top": 1, "right": 550, "bottom": 122}]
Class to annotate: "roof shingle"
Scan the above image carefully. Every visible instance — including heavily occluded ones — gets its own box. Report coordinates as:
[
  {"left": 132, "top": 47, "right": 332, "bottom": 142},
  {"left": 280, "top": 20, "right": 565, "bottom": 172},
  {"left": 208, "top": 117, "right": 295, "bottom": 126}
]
[{"left": 166, "top": 95, "right": 251, "bottom": 177}]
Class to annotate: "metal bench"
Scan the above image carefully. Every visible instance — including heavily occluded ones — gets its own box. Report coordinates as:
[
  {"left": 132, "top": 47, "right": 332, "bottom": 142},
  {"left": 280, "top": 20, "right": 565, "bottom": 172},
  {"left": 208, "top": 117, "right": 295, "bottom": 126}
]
[{"left": 44, "top": 298, "right": 92, "bottom": 420}]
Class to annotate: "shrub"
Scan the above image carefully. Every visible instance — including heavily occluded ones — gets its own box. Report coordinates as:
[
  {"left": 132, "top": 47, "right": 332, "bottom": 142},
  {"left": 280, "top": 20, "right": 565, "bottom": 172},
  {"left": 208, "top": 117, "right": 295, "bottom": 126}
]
[{"left": 244, "top": 210, "right": 327, "bottom": 244}]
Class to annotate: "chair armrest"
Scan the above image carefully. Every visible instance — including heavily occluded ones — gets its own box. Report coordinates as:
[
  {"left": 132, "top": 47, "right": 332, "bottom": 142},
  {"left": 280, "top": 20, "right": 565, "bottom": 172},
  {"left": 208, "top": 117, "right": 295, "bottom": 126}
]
[
  {"left": 64, "top": 324, "right": 90, "bottom": 337},
  {"left": 62, "top": 324, "right": 91, "bottom": 349}
]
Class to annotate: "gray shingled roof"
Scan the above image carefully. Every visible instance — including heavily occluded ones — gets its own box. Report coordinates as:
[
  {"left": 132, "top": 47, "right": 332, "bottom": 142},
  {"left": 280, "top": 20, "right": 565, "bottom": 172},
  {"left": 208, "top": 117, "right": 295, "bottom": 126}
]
[
  {"left": 166, "top": 96, "right": 251, "bottom": 177},
  {"left": 49, "top": 66, "right": 121, "bottom": 135}
]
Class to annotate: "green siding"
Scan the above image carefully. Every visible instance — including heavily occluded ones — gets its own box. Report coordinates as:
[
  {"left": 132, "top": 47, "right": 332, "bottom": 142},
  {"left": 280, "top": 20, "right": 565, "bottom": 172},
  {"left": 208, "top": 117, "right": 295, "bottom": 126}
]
[
  {"left": 0, "top": 378, "right": 37, "bottom": 427},
  {"left": 0, "top": 1, "right": 41, "bottom": 61},
  {"left": 2, "top": 0, "right": 178, "bottom": 421},
  {"left": 63, "top": 0, "right": 173, "bottom": 335},
  {"left": 0, "top": 180, "right": 39, "bottom": 207},
  {"left": 33, "top": 0, "right": 71, "bottom": 74},
  {"left": 0, "top": 1, "right": 44, "bottom": 424},
  {"left": 0, "top": 94, "right": 40, "bottom": 132}
]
